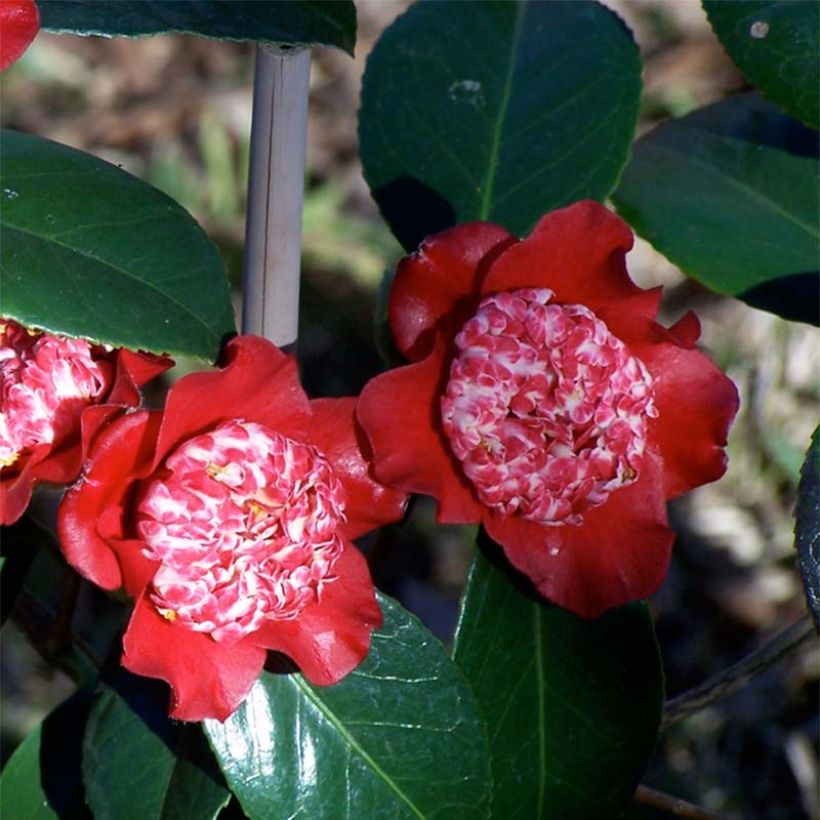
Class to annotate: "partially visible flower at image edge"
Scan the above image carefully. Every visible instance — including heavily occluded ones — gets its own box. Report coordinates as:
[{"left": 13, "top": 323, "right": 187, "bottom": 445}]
[
  {"left": 0, "top": 0, "right": 40, "bottom": 71},
  {"left": 0, "top": 318, "right": 172, "bottom": 524},
  {"left": 57, "top": 335, "right": 407, "bottom": 721},
  {"left": 357, "top": 200, "right": 739, "bottom": 619}
]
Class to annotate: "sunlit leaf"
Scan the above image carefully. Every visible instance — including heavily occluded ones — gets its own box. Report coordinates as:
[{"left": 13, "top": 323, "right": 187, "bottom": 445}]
[
  {"left": 206, "top": 595, "right": 492, "bottom": 819},
  {"left": 0, "top": 130, "right": 235, "bottom": 360},
  {"left": 359, "top": 0, "right": 641, "bottom": 249}
]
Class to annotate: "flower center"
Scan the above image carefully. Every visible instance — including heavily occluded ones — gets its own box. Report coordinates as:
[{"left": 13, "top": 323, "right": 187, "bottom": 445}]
[
  {"left": 0, "top": 320, "right": 108, "bottom": 469},
  {"left": 137, "top": 420, "right": 347, "bottom": 644},
  {"left": 441, "top": 288, "right": 658, "bottom": 526}
]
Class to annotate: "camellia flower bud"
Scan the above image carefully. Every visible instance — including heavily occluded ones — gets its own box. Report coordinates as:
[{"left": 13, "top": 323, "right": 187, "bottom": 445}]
[
  {"left": 58, "top": 336, "right": 406, "bottom": 721},
  {"left": 358, "top": 201, "right": 739, "bottom": 618},
  {"left": 0, "top": 318, "right": 171, "bottom": 524}
]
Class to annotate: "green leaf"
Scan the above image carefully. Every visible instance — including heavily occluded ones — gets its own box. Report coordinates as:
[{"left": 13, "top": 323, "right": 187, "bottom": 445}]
[
  {"left": 0, "top": 130, "right": 235, "bottom": 361},
  {"left": 39, "top": 1, "right": 356, "bottom": 54},
  {"left": 0, "top": 690, "right": 94, "bottom": 819},
  {"left": 453, "top": 542, "right": 663, "bottom": 820},
  {"left": 795, "top": 425, "right": 820, "bottom": 629},
  {"left": 359, "top": 0, "right": 641, "bottom": 250},
  {"left": 205, "top": 595, "right": 492, "bottom": 819},
  {"left": 82, "top": 670, "right": 231, "bottom": 820},
  {"left": 704, "top": 0, "right": 819, "bottom": 129},
  {"left": 613, "top": 93, "right": 819, "bottom": 326}
]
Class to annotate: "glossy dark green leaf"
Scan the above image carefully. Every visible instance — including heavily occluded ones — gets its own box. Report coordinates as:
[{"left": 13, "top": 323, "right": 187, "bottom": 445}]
[
  {"left": 0, "top": 130, "right": 235, "bottom": 360},
  {"left": 83, "top": 670, "right": 231, "bottom": 820},
  {"left": 205, "top": 595, "right": 492, "bottom": 819},
  {"left": 704, "top": 0, "right": 819, "bottom": 128},
  {"left": 796, "top": 425, "right": 820, "bottom": 628},
  {"left": 359, "top": 0, "right": 641, "bottom": 250},
  {"left": 39, "top": 1, "right": 356, "bottom": 54},
  {"left": 613, "top": 94, "right": 819, "bottom": 325},
  {"left": 0, "top": 690, "right": 94, "bottom": 819},
  {"left": 453, "top": 542, "right": 663, "bottom": 820}
]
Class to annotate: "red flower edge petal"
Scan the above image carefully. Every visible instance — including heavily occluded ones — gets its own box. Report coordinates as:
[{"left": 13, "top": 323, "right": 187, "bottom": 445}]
[
  {"left": 0, "top": 0, "right": 40, "bottom": 71},
  {"left": 618, "top": 317, "right": 740, "bottom": 499},
  {"left": 484, "top": 453, "right": 673, "bottom": 619},
  {"left": 122, "top": 592, "right": 267, "bottom": 722},
  {"left": 357, "top": 339, "right": 483, "bottom": 525},
  {"left": 108, "top": 349, "right": 174, "bottom": 406},
  {"left": 307, "top": 397, "right": 407, "bottom": 541},
  {"left": 57, "top": 410, "right": 162, "bottom": 591},
  {"left": 251, "top": 544, "right": 382, "bottom": 686},
  {"left": 481, "top": 201, "right": 662, "bottom": 324},
  {"left": 390, "top": 222, "right": 515, "bottom": 360},
  {"left": 153, "top": 336, "right": 310, "bottom": 470}
]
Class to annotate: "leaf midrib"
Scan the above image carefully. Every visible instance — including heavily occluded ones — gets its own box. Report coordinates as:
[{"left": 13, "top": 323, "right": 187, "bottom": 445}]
[
  {"left": 1, "top": 222, "right": 222, "bottom": 344},
  {"left": 293, "top": 676, "right": 426, "bottom": 819},
  {"left": 479, "top": 1, "right": 526, "bottom": 220}
]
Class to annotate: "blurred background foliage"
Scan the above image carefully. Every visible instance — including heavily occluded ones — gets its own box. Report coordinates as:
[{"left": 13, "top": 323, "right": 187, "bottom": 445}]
[{"left": 0, "top": 1, "right": 817, "bottom": 817}]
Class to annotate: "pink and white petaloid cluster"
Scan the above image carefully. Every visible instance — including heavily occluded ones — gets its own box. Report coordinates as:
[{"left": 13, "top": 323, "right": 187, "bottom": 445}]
[
  {"left": 0, "top": 320, "right": 108, "bottom": 469},
  {"left": 137, "top": 420, "right": 348, "bottom": 644},
  {"left": 441, "top": 288, "right": 658, "bottom": 526}
]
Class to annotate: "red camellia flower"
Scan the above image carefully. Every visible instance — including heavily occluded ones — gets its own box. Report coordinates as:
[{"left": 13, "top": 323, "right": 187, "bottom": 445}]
[
  {"left": 358, "top": 201, "right": 739, "bottom": 619},
  {"left": 0, "top": 0, "right": 40, "bottom": 71},
  {"left": 58, "top": 335, "right": 406, "bottom": 721},
  {"left": 1, "top": 318, "right": 172, "bottom": 524}
]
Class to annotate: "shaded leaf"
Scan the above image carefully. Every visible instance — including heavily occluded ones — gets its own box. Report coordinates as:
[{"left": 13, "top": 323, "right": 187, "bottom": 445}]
[
  {"left": 704, "top": 0, "right": 819, "bottom": 129},
  {"left": 39, "top": 1, "right": 356, "bottom": 54},
  {"left": 83, "top": 670, "right": 231, "bottom": 820},
  {"left": 613, "top": 94, "right": 819, "bottom": 325},
  {"left": 0, "top": 130, "right": 235, "bottom": 360},
  {"left": 453, "top": 541, "right": 663, "bottom": 820},
  {"left": 205, "top": 595, "right": 492, "bottom": 819},
  {"left": 359, "top": 0, "right": 641, "bottom": 250},
  {"left": 795, "top": 425, "right": 820, "bottom": 628},
  {"left": 0, "top": 689, "right": 94, "bottom": 819}
]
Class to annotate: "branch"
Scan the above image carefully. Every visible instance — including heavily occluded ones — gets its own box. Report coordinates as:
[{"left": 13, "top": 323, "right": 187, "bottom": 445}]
[
  {"left": 634, "top": 785, "right": 738, "bottom": 819},
  {"left": 662, "top": 613, "right": 816, "bottom": 730}
]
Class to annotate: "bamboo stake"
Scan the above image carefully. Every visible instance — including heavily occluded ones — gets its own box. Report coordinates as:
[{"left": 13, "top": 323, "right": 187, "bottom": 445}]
[{"left": 242, "top": 45, "right": 311, "bottom": 349}]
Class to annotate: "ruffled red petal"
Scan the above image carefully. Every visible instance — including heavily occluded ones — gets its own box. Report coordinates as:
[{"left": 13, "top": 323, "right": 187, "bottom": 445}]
[
  {"left": 481, "top": 201, "right": 661, "bottom": 323},
  {"left": 357, "top": 340, "right": 482, "bottom": 524},
  {"left": 0, "top": 0, "right": 39, "bottom": 71},
  {"left": 57, "top": 410, "right": 161, "bottom": 591},
  {"left": 122, "top": 593, "right": 267, "bottom": 722},
  {"left": 251, "top": 544, "right": 382, "bottom": 686},
  {"left": 390, "top": 223, "right": 515, "bottom": 360},
  {"left": 0, "top": 452, "right": 39, "bottom": 524},
  {"left": 484, "top": 453, "right": 673, "bottom": 619},
  {"left": 153, "top": 336, "right": 310, "bottom": 470},
  {"left": 108, "top": 349, "right": 173, "bottom": 406},
  {"left": 619, "top": 318, "right": 739, "bottom": 499},
  {"left": 307, "top": 397, "right": 407, "bottom": 540}
]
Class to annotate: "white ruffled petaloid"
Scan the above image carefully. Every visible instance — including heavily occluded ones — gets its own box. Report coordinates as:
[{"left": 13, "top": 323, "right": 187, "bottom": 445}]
[{"left": 441, "top": 288, "right": 658, "bottom": 526}]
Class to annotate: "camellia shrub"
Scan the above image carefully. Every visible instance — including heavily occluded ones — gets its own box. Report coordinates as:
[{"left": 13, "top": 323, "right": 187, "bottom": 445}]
[{"left": 0, "top": 1, "right": 817, "bottom": 819}]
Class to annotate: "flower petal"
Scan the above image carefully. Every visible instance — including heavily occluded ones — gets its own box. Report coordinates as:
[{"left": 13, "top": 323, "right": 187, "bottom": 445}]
[
  {"left": 481, "top": 200, "right": 661, "bottom": 321},
  {"left": 307, "top": 397, "right": 407, "bottom": 540},
  {"left": 122, "top": 593, "right": 267, "bottom": 722},
  {"left": 251, "top": 544, "right": 382, "bottom": 685},
  {"left": 622, "top": 318, "right": 740, "bottom": 499},
  {"left": 357, "top": 340, "right": 483, "bottom": 524},
  {"left": 108, "top": 349, "right": 174, "bottom": 406},
  {"left": 153, "top": 336, "right": 310, "bottom": 469},
  {"left": 390, "top": 222, "right": 515, "bottom": 360},
  {"left": 57, "top": 410, "right": 161, "bottom": 590},
  {"left": 484, "top": 454, "right": 673, "bottom": 619},
  {"left": 0, "top": 0, "right": 39, "bottom": 71}
]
